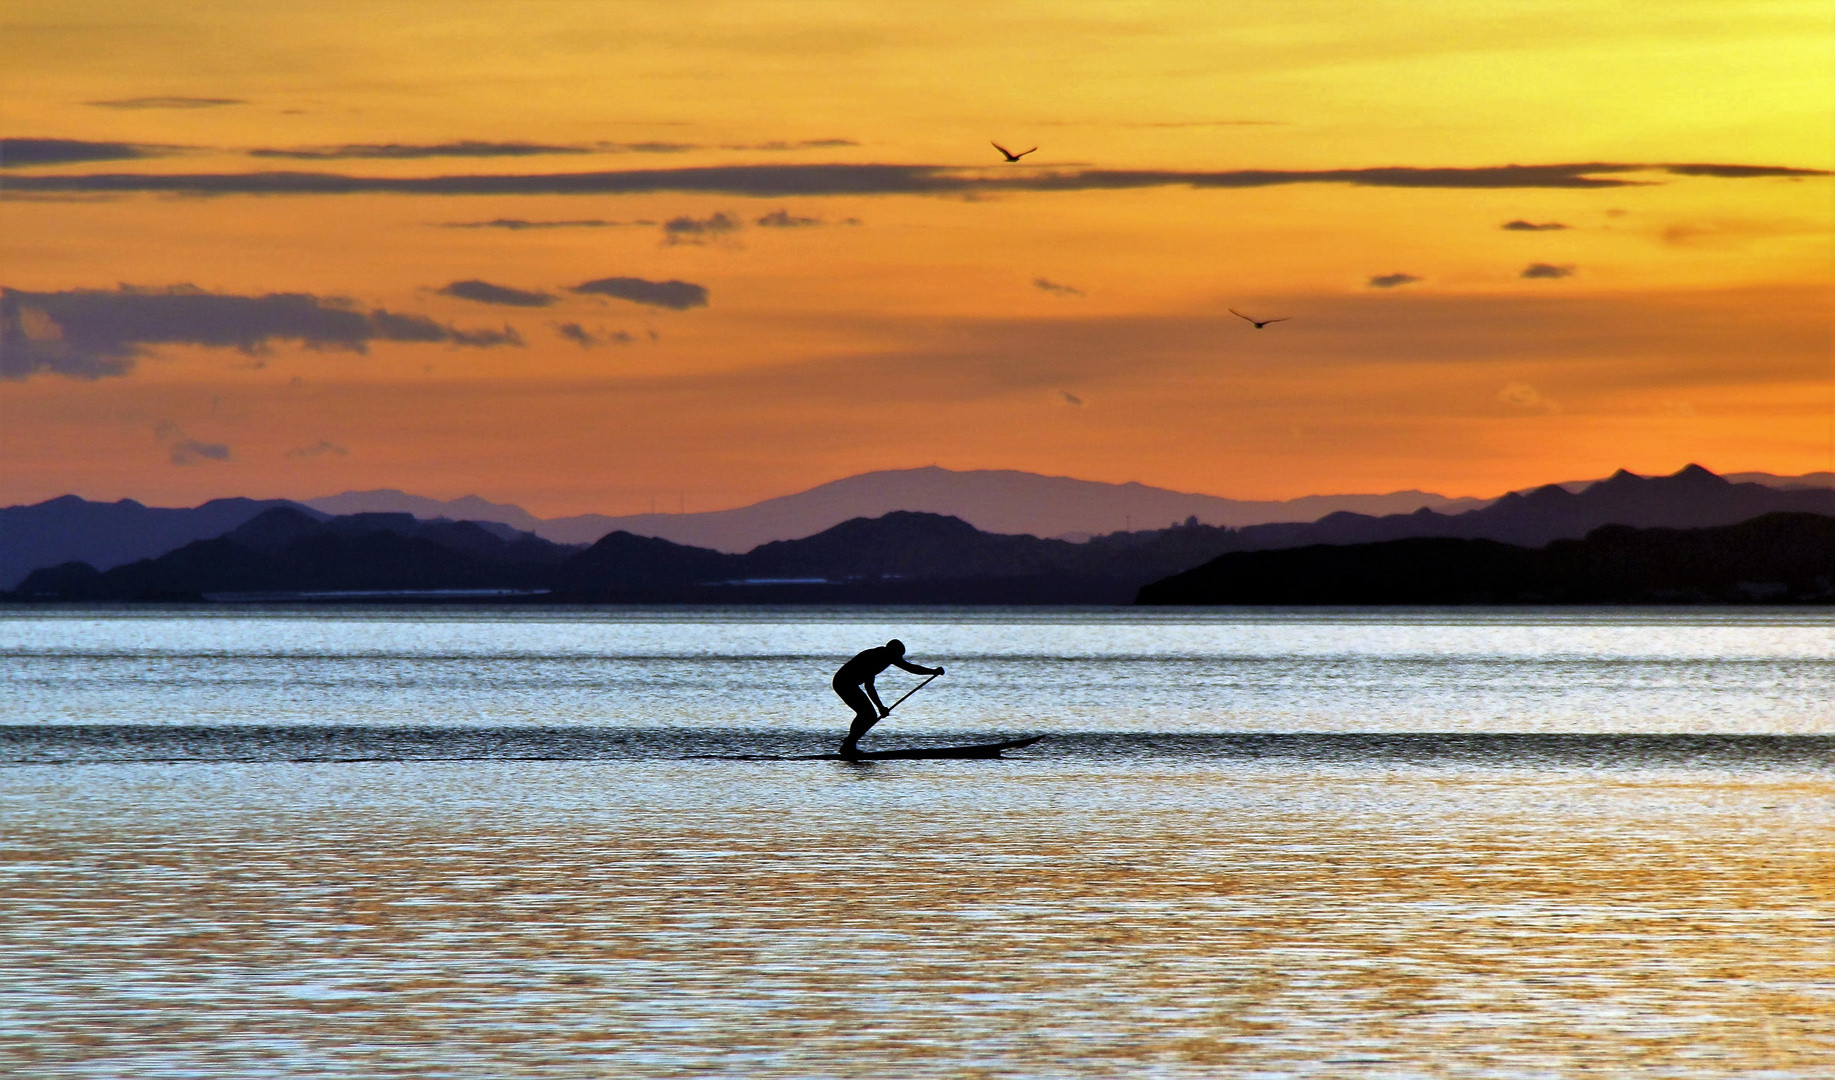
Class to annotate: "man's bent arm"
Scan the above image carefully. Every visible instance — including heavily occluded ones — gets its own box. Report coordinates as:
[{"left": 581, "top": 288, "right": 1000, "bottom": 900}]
[{"left": 893, "top": 658, "right": 943, "bottom": 676}]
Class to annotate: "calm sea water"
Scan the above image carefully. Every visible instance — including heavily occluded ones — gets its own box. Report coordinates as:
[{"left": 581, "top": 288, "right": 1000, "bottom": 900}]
[{"left": 3, "top": 607, "right": 1832, "bottom": 1078}]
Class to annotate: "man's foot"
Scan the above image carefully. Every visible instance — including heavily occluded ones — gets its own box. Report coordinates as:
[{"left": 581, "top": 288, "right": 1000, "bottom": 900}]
[{"left": 838, "top": 740, "right": 860, "bottom": 760}]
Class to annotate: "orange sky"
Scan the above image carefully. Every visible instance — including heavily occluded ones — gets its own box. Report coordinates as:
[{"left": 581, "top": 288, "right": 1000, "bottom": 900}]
[{"left": 3, "top": 0, "right": 1831, "bottom": 515}]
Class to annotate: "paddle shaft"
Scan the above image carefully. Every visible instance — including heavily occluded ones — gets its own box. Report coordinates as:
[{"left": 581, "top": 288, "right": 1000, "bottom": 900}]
[{"left": 883, "top": 672, "right": 940, "bottom": 715}]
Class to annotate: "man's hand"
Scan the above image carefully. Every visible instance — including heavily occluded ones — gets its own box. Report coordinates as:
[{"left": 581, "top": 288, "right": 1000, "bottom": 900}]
[
  {"left": 931, "top": 666, "right": 945, "bottom": 676},
  {"left": 878, "top": 706, "right": 891, "bottom": 719}
]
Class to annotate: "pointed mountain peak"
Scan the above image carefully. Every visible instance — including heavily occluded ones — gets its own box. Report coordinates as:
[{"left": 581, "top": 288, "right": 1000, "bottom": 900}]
[
  {"left": 1671, "top": 463, "right": 1727, "bottom": 484},
  {"left": 1522, "top": 483, "right": 1576, "bottom": 501}
]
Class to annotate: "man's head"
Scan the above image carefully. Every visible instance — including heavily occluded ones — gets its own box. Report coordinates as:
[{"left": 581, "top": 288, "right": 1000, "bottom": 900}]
[{"left": 885, "top": 639, "right": 905, "bottom": 655}]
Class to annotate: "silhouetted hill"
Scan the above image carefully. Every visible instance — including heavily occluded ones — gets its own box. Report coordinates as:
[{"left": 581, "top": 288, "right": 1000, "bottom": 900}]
[
  {"left": 547, "top": 512, "right": 1122, "bottom": 602},
  {"left": 10, "top": 507, "right": 578, "bottom": 600},
  {"left": 1217, "top": 464, "right": 1835, "bottom": 552},
  {"left": 550, "top": 531, "right": 739, "bottom": 594},
  {"left": 1137, "top": 513, "right": 1835, "bottom": 605},
  {"left": 13, "top": 471, "right": 1834, "bottom": 604},
  {"left": 0, "top": 494, "right": 324, "bottom": 589}
]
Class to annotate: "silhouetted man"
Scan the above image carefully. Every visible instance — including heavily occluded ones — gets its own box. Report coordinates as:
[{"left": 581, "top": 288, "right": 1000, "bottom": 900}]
[{"left": 834, "top": 639, "right": 943, "bottom": 757}]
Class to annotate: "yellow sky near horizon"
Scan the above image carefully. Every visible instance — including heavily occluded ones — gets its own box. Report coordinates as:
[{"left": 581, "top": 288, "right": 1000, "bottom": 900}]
[{"left": 2, "top": 0, "right": 1831, "bottom": 515}]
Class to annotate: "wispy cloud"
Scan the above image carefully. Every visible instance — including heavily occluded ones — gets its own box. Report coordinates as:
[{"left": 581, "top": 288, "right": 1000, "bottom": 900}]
[
  {"left": 570, "top": 277, "right": 708, "bottom": 310},
  {"left": 11, "top": 161, "right": 1823, "bottom": 198},
  {"left": 1034, "top": 277, "right": 1085, "bottom": 297},
  {"left": 1502, "top": 219, "right": 1570, "bottom": 231},
  {"left": 1035, "top": 119, "right": 1284, "bottom": 128},
  {"left": 439, "top": 218, "right": 652, "bottom": 230},
  {"left": 720, "top": 139, "right": 860, "bottom": 150},
  {"left": 755, "top": 209, "right": 823, "bottom": 227},
  {"left": 248, "top": 138, "right": 862, "bottom": 161},
  {"left": 662, "top": 212, "right": 742, "bottom": 244},
  {"left": 1367, "top": 273, "right": 1423, "bottom": 288},
  {"left": 437, "top": 280, "right": 555, "bottom": 307},
  {"left": 86, "top": 96, "right": 243, "bottom": 109},
  {"left": 251, "top": 141, "right": 591, "bottom": 160},
  {"left": 554, "top": 323, "right": 633, "bottom": 348},
  {"left": 1663, "top": 163, "right": 1824, "bottom": 178},
  {"left": 1521, "top": 262, "right": 1576, "bottom": 279},
  {"left": 2, "top": 285, "right": 522, "bottom": 380},
  {"left": 1498, "top": 382, "right": 1560, "bottom": 413},
  {"left": 170, "top": 439, "right": 232, "bottom": 465},
  {"left": 287, "top": 440, "right": 349, "bottom": 459},
  {"left": 1, "top": 138, "right": 164, "bottom": 168}
]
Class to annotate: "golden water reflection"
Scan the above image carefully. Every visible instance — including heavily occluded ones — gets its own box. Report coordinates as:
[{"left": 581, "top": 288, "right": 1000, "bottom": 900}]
[{"left": 4, "top": 760, "right": 1832, "bottom": 1078}]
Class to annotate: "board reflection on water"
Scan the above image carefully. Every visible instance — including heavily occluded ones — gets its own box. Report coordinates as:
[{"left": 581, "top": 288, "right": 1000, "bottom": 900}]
[{"left": 2, "top": 607, "right": 1832, "bottom": 1078}]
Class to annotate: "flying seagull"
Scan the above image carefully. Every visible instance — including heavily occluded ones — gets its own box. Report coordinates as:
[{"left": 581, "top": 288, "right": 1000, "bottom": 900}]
[
  {"left": 991, "top": 141, "right": 1037, "bottom": 162},
  {"left": 1230, "top": 308, "right": 1291, "bottom": 329}
]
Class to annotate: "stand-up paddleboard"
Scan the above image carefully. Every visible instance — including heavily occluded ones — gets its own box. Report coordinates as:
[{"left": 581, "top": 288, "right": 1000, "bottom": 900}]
[
  {"left": 691, "top": 735, "right": 1045, "bottom": 762},
  {"left": 831, "top": 735, "right": 1044, "bottom": 761}
]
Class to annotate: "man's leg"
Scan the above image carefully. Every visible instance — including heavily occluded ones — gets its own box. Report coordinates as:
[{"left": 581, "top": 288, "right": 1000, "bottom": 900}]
[{"left": 834, "top": 682, "right": 878, "bottom": 756}]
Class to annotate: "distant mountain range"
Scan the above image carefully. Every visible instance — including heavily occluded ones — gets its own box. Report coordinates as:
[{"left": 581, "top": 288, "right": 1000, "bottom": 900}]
[
  {"left": 1216, "top": 464, "right": 1835, "bottom": 550},
  {"left": 11, "top": 508, "right": 1239, "bottom": 604},
  {"left": 15, "top": 510, "right": 580, "bottom": 601},
  {"left": 0, "top": 493, "right": 529, "bottom": 590},
  {"left": 5, "top": 465, "right": 1489, "bottom": 587},
  {"left": 0, "top": 495, "right": 321, "bottom": 592},
  {"left": 9, "top": 465, "right": 1834, "bottom": 604},
  {"left": 1138, "top": 513, "right": 1835, "bottom": 605},
  {"left": 304, "top": 466, "right": 1497, "bottom": 549}
]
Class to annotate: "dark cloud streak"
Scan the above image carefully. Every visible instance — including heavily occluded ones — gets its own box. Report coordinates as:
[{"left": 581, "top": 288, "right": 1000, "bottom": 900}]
[
  {"left": 170, "top": 440, "right": 232, "bottom": 466},
  {"left": 662, "top": 212, "right": 741, "bottom": 244},
  {"left": 2, "top": 138, "right": 162, "bottom": 167},
  {"left": 1502, "top": 220, "right": 1570, "bottom": 231},
  {"left": 1663, "top": 163, "right": 1826, "bottom": 178},
  {"left": 440, "top": 218, "right": 651, "bottom": 229},
  {"left": 251, "top": 140, "right": 592, "bottom": 160},
  {"left": 570, "top": 277, "right": 708, "bottom": 310},
  {"left": 720, "top": 139, "right": 860, "bottom": 150},
  {"left": 1521, "top": 263, "right": 1577, "bottom": 279},
  {"left": 554, "top": 323, "right": 633, "bottom": 348},
  {"left": 8, "top": 161, "right": 1822, "bottom": 199},
  {"left": 437, "top": 280, "right": 556, "bottom": 307},
  {"left": 86, "top": 97, "right": 243, "bottom": 109},
  {"left": 2, "top": 285, "right": 521, "bottom": 380},
  {"left": 755, "top": 209, "right": 824, "bottom": 227}
]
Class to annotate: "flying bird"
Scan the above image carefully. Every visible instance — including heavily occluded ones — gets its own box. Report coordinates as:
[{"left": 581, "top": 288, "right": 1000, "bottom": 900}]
[
  {"left": 991, "top": 141, "right": 1037, "bottom": 162},
  {"left": 1230, "top": 308, "right": 1291, "bottom": 329}
]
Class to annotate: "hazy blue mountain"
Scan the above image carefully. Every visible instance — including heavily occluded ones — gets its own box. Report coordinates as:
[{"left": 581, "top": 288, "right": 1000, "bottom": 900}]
[
  {"left": 306, "top": 466, "right": 1492, "bottom": 549},
  {"left": 1722, "top": 470, "right": 1835, "bottom": 490},
  {"left": 303, "top": 490, "right": 545, "bottom": 533},
  {"left": 10, "top": 507, "right": 577, "bottom": 600},
  {"left": 0, "top": 495, "right": 324, "bottom": 589},
  {"left": 1137, "top": 513, "right": 1835, "bottom": 605}
]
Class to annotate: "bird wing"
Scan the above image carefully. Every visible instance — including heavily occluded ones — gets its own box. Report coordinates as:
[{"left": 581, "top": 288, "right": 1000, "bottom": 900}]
[
  {"left": 1017, "top": 147, "right": 1037, "bottom": 157},
  {"left": 991, "top": 141, "right": 1013, "bottom": 157},
  {"left": 1264, "top": 316, "right": 1292, "bottom": 324},
  {"left": 1228, "top": 308, "right": 1256, "bottom": 322}
]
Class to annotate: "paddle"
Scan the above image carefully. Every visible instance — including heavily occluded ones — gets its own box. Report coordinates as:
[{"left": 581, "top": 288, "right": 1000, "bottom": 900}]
[{"left": 882, "top": 671, "right": 941, "bottom": 715}]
